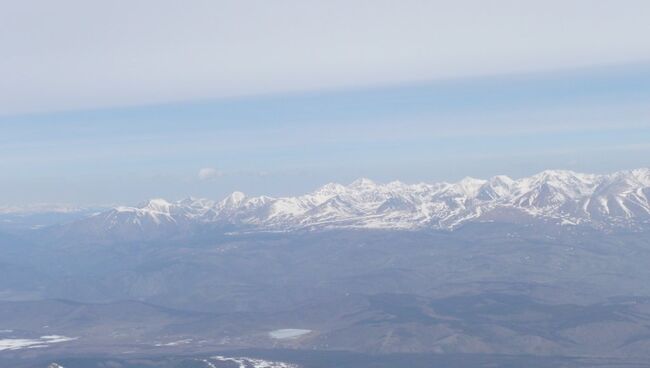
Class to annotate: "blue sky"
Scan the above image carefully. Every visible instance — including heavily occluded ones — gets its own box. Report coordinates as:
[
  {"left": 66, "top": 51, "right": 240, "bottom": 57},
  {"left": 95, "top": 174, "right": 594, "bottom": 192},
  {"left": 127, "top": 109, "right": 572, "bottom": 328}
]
[
  {"left": 2, "top": 63, "right": 649, "bottom": 206},
  {"left": 1, "top": 1, "right": 650, "bottom": 206}
]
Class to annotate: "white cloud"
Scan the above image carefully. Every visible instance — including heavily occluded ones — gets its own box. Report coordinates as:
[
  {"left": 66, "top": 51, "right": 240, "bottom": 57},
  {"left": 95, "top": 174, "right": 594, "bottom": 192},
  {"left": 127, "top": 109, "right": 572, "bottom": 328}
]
[
  {"left": 1, "top": 0, "right": 650, "bottom": 115},
  {"left": 198, "top": 168, "right": 223, "bottom": 181}
]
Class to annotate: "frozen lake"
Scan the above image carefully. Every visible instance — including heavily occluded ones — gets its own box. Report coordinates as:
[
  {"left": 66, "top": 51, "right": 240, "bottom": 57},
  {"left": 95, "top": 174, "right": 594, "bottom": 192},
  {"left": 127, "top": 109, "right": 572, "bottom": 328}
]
[{"left": 268, "top": 329, "right": 312, "bottom": 339}]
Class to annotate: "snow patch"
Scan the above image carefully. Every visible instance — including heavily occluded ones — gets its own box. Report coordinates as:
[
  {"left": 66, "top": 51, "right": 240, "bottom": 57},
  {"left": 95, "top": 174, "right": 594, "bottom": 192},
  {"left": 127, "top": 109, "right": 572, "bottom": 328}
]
[
  {"left": 0, "top": 335, "right": 77, "bottom": 351},
  {"left": 154, "top": 338, "right": 192, "bottom": 347},
  {"left": 211, "top": 355, "right": 299, "bottom": 368}
]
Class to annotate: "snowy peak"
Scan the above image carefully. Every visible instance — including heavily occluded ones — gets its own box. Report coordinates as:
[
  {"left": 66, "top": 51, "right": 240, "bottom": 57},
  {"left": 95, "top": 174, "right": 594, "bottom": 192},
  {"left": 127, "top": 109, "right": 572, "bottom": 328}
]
[
  {"left": 139, "top": 198, "right": 173, "bottom": 214},
  {"left": 311, "top": 182, "right": 348, "bottom": 202},
  {"left": 477, "top": 175, "right": 514, "bottom": 201},
  {"left": 220, "top": 191, "right": 247, "bottom": 208},
  {"left": 349, "top": 178, "right": 377, "bottom": 190},
  {"left": 61, "top": 168, "right": 650, "bottom": 240},
  {"left": 453, "top": 177, "right": 487, "bottom": 197}
]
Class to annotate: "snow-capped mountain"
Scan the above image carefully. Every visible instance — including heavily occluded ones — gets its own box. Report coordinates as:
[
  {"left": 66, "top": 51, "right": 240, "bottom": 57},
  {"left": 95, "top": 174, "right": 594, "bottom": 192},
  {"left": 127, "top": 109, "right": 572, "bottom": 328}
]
[{"left": 57, "top": 168, "right": 650, "bottom": 240}]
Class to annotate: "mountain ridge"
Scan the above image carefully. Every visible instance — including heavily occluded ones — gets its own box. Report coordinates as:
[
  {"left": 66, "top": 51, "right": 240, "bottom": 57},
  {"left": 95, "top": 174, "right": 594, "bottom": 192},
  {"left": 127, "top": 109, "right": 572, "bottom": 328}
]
[{"left": 54, "top": 168, "right": 650, "bottom": 241}]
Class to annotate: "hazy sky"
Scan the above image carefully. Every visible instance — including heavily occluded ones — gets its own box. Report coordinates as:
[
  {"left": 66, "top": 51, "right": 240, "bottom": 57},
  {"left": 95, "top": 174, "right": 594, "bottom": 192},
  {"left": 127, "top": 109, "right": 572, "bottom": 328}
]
[{"left": 1, "top": 1, "right": 649, "bottom": 205}]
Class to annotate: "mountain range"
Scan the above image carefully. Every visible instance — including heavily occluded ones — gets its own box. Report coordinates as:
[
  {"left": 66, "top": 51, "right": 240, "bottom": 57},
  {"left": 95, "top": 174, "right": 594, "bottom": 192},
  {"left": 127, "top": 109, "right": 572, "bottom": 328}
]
[
  {"left": 4, "top": 169, "right": 650, "bottom": 366},
  {"left": 53, "top": 168, "right": 650, "bottom": 242}
]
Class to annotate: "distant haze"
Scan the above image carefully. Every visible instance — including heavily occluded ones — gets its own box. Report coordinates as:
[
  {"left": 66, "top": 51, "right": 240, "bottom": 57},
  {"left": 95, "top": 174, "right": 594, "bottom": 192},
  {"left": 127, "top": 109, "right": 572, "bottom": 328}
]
[{"left": 1, "top": 1, "right": 649, "bottom": 205}]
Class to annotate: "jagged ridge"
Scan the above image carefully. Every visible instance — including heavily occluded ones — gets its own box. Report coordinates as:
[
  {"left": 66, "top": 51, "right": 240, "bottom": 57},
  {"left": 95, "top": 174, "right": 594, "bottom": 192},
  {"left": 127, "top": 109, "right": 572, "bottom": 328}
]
[{"left": 65, "top": 168, "right": 650, "bottom": 240}]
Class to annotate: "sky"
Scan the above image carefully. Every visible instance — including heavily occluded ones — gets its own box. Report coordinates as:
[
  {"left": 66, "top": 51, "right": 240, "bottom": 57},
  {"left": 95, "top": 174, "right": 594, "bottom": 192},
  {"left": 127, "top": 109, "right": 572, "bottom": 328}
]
[{"left": 1, "top": 1, "right": 650, "bottom": 206}]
